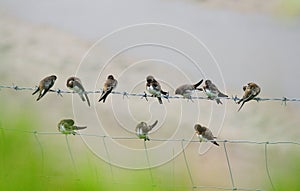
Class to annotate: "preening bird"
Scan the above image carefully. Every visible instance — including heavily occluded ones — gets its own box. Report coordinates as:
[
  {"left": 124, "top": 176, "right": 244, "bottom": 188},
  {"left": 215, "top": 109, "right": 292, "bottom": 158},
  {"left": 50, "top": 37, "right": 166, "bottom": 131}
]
[
  {"left": 66, "top": 76, "right": 90, "bottom": 107},
  {"left": 237, "top": 82, "right": 261, "bottom": 112},
  {"left": 58, "top": 119, "right": 87, "bottom": 135},
  {"left": 175, "top": 79, "right": 203, "bottom": 99},
  {"left": 136, "top": 120, "right": 158, "bottom": 141}
]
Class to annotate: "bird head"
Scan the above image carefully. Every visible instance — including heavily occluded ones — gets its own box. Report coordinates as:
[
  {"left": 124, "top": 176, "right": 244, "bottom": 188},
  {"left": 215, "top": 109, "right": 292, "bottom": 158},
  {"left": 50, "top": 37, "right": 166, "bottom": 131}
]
[
  {"left": 205, "top": 80, "right": 212, "bottom": 86},
  {"left": 50, "top": 75, "right": 57, "bottom": 81},
  {"left": 194, "top": 124, "right": 206, "bottom": 134},
  {"left": 146, "top": 75, "right": 154, "bottom": 83},
  {"left": 108, "top": 75, "right": 115, "bottom": 80},
  {"left": 66, "top": 77, "right": 75, "bottom": 88}
]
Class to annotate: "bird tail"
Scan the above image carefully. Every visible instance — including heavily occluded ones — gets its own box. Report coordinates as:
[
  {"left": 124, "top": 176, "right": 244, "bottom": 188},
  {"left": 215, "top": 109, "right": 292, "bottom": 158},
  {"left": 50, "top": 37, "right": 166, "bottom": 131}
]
[
  {"left": 99, "top": 88, "right": 113, "bottom": 103},
  {"left": 237, "top": 101, "right": 245, "bottom": 112},
  {"left": 85, "top": 93, "right": 91, "bottom": 107},
  {"left": 74, "top": 126, "right": 87, "bottom": 130},
  {"left": 218, "top": 92, "right": 228, "bottom": 97},
  {"left": 216, "top": 99, "right": 223, "bottom": 104},
  {"left": 157, "top": 97, "right": 163, "bottom": 104},
  {"left": 193, "top": 79, "right": 203, "bottom": 89},
  {"left": 237, "top": 98, "right": 243, "bottom": 104},
  {"left": 149, "top": 120, "right": 158, "bottom": 130},
  {"left": 36, "top": 89, "right": 47, "bottom": 101},
  {"left": 212, "top": 141, "right": 219, "bottom": 146},
  {"left": 32, "top": 88, "right": 39, "bottom": 95},
  {"left": 79, "top": 93, "right": 86, "bottom": 102},
  {"left": 80, "top": 93, "right": 91, "bottom": 107},
  {"left": 160, "top": 90, "right": 168, "bottom": 95}
]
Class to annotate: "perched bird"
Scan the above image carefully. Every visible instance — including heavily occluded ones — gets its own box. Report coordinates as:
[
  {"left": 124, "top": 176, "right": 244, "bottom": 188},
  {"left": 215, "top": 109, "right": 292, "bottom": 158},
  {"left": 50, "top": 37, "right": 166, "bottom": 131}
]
[
  {"left": 175, "top": 79, "right": 203, "bottom": 99},
  {"left": 32, "top": 75, "right": 57, "bottom": 101},
  {"left": 146, "top": 75, "right": 168, "bottom": 104},
  {"left": 66, "top": 77, "right": 90, "bottom": 107},
  {"left": 57, "top": 119, "right": 87, "bottom": 135},
  {"left": 98, "top": 75, "right": 118, "bottom": 103},
  {"left": 194, "top": 124, "right": 219, "bottom": 146},
  {"left": 203, "top": 80, "right": 228, "bottom": 104},
  {"left": 237, "top": 82, "right": 261, "bottom": 112},
  {"left": 136, "top": 120, "right": 158, "bottom": 141}
]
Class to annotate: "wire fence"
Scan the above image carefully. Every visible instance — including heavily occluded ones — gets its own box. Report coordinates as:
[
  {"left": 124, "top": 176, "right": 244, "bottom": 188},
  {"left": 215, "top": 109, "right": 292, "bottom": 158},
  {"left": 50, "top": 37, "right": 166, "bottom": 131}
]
[
  {"left": 1, "top": 126, "right": 299, "bottom": 191},
  {"left": 1, "top": 84, "right": 300, "bottom": 104},
  {"left": 1, "top": 83, "right": 300, "bottom": 190}
]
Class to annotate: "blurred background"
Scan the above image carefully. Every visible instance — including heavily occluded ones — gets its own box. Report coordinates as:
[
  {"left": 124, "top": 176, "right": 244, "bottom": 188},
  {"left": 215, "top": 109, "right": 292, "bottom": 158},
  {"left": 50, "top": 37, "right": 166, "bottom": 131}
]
[{"left": 0, "top": 0, "right": 300, "bottom": 190}]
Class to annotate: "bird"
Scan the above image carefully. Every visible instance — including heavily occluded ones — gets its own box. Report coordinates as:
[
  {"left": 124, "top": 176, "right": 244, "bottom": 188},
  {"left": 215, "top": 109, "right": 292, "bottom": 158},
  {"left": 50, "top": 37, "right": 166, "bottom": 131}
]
[
  {"left": 175, "top": 79, "right": 203, "bottom": 99},
  {"left": 237, "top": 82, "right": 261, "bottom": 112},
  {"left": 202, "top": 79, "right": 228, "bottom": 104},
  {"left": 194, "top": 124, "right": 219, "bottom": 146},
  {"left": 135, "top": 120, "right": 158, "bottom": 141},
  {"left": 32, "top": 75, "right": 57, "bottom": 101},
  {"left": 57, "top": 119, "right": 87, "bottom": 135},
  {"left": 66, "top": 77, "right": 90, "bottom": 107},
  {"left": 98, "top": 75, "right": 118, "bottom": 103},
  {"left": 146, "top": 75, "right": 168, "bottom": 104}
]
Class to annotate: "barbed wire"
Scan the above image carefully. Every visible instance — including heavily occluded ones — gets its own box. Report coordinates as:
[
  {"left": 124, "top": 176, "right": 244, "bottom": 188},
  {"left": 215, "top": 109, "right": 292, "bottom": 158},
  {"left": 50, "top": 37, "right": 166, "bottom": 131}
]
[
  {"left": 1, "top": 84, "right": 300, "bottom": 104},
  {"left": 1, "top": 126, "right": 299, "bottom": 191},
  {"left": 1, "top": 83, "right": 299, "bottom": 190}
]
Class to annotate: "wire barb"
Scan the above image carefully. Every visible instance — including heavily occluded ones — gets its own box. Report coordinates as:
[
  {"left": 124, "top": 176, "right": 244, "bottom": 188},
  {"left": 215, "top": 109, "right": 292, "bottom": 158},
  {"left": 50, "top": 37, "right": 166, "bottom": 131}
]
[
  {"left": 1, "top": 84, "right": 300, "bottom": 104},
  {"left": 122, "top": 91, "right": 129, "bottom": 99},
  {"left": 281, "top": 97, "right": 287, "bottom": 106},
  {"left": 141, "top": 91, "right": 148, "bottom": 101}
]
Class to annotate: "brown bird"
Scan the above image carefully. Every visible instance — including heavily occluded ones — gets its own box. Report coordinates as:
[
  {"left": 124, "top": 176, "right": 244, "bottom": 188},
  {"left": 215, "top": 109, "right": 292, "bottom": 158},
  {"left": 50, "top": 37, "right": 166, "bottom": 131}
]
[
  {"left": 194, "top": 124, "right": 219, "bottom": 146},
  {"left": 146, "top": 75, "right": 168, "bottom": 104},
  {"left": 175, "top": 79, "right": 203, "bottom": 99},
  {"left": 203, "top": 80, "right": 228, "bottom": 104},
  {"left": 135, "top": 120, "right": 158, "bottom": 141},
  {"left": 237, "top": 82, "right": 260, "bottom": 112},
  {"left": 98, "top": 75, "right": 118, "bottom": 103},
  {"left": 66, "top": 77, "right": 90, "bottom": 107},
  {"left": 32, "top": 75, "right": 57, "bottom": 101}
]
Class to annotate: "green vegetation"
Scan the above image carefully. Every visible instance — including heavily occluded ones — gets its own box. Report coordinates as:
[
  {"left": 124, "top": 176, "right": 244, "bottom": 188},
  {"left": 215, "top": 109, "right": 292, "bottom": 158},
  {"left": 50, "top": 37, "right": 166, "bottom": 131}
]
[
  {"left": 0, "top": 103, "right": 186, "bottom": 191},
  {"left": 0, "top": 102, "right": 299, "bottom": 191}
]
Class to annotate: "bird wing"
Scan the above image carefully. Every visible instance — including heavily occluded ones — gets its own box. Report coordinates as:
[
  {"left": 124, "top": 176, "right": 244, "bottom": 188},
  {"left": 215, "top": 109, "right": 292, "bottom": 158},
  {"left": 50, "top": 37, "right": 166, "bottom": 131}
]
[
  {"left": 73, "top": 80, "right": 85, "bottom": 92},
  {"left": 203, "top": 130, "right": 215, "bottom": 140},
  {"left": 151, "top": 80, "right": 161, "bottom": 92},
  {"left": 208, "top": 83, "right": 219, "bottom": 94},
  {"left": 193, "top": 79, "right": 203, "bottom": 89},
  {"left": 64, "top": 119, "right": 75, "bottom": 126}
]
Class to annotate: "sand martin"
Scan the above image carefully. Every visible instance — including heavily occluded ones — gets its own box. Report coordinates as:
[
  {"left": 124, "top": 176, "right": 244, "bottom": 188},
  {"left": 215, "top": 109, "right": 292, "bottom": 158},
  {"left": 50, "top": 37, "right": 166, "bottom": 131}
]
[
  {"left": 98, "top": 75, "right": 118, "bottom": 103},
  {"left": 136, "top": 120, "right": 158, "bottom": 141},
  {"left": 58, "top": 119, "right": 87, "bottom": 135},
  {"left": 146, "top": 75, "right": 168, "bottom": 104},
  {"left": 194, "top": 124, "right": 219, "bottom": 146},
  {"left": 237, "top": 82, "right": 260, "bottom": 112},
  {"left": 175, "top": 79, "right": 203, "bottom": 99},
  {"left": 203, "top": 80, "right": 228, "bottom": 104},
  {"left": 32, "top": 75, "right": 57, "bottom": 101},
  {"left": 66, "top": 77, "right": 90, "bottom": 107}
]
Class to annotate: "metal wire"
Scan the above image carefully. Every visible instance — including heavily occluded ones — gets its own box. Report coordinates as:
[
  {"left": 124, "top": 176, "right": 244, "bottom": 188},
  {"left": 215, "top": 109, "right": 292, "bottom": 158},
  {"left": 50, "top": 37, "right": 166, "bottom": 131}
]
[
  {"left": 0, "top": 126, "right": 299, "bottom": 191},
  {"left": 1, "top": 84, "right": 300, "bottom": 104}
]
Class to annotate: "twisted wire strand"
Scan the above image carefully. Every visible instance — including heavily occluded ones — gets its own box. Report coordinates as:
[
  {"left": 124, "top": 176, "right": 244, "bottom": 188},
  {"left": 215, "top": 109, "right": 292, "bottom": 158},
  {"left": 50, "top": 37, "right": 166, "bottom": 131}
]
[{"left": 1, "top": 84, "right": 300, "bottom": 104}]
